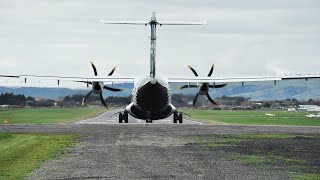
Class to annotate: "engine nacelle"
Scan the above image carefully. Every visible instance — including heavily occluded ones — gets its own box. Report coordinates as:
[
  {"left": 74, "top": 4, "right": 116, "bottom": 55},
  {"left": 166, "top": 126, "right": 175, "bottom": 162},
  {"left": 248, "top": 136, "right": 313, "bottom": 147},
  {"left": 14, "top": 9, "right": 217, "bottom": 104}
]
[
  {"left": 199, "top": 83, "right": 209, "bottom": 95},
  {"left": 92, "top": 82, "right": 103, "bottom": 94}
]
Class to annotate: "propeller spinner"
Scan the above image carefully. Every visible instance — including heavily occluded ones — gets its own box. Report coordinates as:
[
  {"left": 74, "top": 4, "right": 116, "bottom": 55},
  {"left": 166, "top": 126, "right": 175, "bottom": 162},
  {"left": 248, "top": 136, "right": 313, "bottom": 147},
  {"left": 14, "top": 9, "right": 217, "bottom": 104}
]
[
  {"left": 181, "top": 65, "right": 227, "bottom": 107},
  {"left": 79, "top": 61, "right": 123, "bottom": 108}
]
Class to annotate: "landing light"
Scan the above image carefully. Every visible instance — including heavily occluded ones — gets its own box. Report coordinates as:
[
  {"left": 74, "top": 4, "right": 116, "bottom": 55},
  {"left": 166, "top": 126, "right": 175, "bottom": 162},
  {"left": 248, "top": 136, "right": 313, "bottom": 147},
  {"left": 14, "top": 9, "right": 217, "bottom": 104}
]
[{"left": 3, "top": 120, "right": 8, "bottom": 124}]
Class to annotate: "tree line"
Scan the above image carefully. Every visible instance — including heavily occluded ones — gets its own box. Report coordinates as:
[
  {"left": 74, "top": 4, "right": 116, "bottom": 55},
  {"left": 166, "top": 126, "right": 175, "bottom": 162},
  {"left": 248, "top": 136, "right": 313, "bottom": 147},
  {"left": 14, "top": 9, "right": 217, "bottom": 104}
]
[
  {"left": 0, "top": 93, "right": 34, "bottom": 106},
  {"left": 1, "top": 92, "right": 320, "bottom": 108}
]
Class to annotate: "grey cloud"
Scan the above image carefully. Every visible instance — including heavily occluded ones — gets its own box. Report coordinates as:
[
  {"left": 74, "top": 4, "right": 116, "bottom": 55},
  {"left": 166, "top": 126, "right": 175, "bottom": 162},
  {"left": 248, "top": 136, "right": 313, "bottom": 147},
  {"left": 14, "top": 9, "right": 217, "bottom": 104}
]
[{"left": 0, "top": 0, "right": 320, "bottom": 88}]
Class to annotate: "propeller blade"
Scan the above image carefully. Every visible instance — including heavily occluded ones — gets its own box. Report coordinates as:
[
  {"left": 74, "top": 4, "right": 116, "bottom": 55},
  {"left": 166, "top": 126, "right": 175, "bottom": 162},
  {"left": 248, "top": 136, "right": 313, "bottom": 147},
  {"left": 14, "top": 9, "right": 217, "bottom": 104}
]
[
  {"left": 103, "top": 85, "right": 123, "bottom": 92},
  {"left": 193, "top": 93, "right": 199, "bottom": 107},
  {"left": 99, "top": 94, "right": 108, "bottom": 108},
  {"left": 188, "top": 65, "right": 198, "bottom": 76},
  {"left": 209, "top": 83, "right": 228, "bottom": 89},
  {"left": 207, "top": 64, "right": 214, "bottom": 77},
  {"left": 90, "top": 61, "right": 98, "bottom": 76},
  {"left": 82, "top": 90, "right": 93, "bottom": 107},
  {"left": 108, "top": 67, "right": 116, "bottom": 76},
  {"left": 206, "top": 93, "right": 218, "bottom": 106},
  {"left": 180, "top": 84, "right": 198, "bottom": 89}
]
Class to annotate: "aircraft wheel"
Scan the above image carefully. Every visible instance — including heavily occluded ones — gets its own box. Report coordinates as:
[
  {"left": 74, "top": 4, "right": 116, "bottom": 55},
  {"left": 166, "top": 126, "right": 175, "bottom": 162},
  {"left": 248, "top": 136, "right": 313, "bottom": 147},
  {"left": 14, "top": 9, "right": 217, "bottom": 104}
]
[
  {"left": 119, "top": 113, "right": 123, "bottom": 123},
  {"left": 173, "top": 112, "right": 178, "bottom": 123},
  {"left": 124, "top": 112, "right": 129, "bottom": 123},
  {"left": 146, "top": 119, "right": 153, "bottom": 123},
  {"left": 178, "top": 114, "right": 183, "bottom": 123}
]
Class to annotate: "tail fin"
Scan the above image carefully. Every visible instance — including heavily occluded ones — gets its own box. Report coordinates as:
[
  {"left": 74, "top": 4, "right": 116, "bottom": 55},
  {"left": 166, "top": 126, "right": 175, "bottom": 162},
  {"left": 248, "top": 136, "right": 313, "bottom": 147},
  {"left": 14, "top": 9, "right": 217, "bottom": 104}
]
[{"left": 101, "top": 12, "right": 206, "bottom": 78}]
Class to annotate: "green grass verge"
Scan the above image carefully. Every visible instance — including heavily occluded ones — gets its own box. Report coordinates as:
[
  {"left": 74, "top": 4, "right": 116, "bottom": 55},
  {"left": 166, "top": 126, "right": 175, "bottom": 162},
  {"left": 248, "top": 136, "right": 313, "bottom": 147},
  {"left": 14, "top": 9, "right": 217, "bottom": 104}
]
[
  {"left": 194, "top": 134, "right": 303, "bottom": 148},
  {"left": 195, "top": 134, "right": 320, "bottom": 180},
  {"left": 289, "top": 172, "right": 320, "bottom": 180},
  {"left": 0, "top": 108, "right": 106, "bottom": 124},
  {"left": 230, "top": 154, "right": 305, "bottom": 164},
  {"left": 0, "top": 133, "right": 77, "bottom": 179},
  {"left": 182, "top": 109, "right": 320, "bottom": 126}
]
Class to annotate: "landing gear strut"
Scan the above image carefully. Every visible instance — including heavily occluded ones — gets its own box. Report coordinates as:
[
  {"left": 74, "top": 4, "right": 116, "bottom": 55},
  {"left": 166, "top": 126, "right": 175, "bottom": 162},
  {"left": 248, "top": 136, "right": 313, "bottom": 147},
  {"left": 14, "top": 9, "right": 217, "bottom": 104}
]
[
  {"left": 173, "top": 112, "right": 183, "bottom": 123},
  {"left": 119, "top": 111, "right": 129, "bottom": 123}
]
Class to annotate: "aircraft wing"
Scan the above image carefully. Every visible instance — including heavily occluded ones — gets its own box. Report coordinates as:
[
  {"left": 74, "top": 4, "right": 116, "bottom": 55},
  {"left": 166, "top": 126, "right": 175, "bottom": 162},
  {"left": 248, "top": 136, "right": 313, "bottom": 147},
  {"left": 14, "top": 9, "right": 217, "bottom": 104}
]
[
  {"left": 3, "top": 73, "right": 320, "bottom": 84},
  {"left": 12, "top": 75, "right": 136, "bottom": 83},
  {"left": 168, "top": 74, "right": 320, "bottom": 83},
  {"left": 0, "top": 74, "right": 19, "bottom": 78}
]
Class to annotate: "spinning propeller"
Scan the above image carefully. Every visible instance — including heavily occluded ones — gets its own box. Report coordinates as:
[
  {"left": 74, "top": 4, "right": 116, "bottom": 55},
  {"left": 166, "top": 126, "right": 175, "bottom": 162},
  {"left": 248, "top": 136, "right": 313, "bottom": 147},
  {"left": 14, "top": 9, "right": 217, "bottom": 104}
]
[
  {"left": 79, "top": 61, "right": 123, "bottom": 108},
  {"left": 180, "top": 65, "right": 228, "bottom": 107}
]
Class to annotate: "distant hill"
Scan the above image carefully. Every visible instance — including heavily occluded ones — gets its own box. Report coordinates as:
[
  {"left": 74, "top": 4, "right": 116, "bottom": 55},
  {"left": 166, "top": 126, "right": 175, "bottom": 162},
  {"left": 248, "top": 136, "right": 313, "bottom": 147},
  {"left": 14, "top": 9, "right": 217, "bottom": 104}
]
[
  {"left": 0, "top": 83, "right": 133, "bottom": 100},
  {"left": 1, "top": 79, "right": 320, "bottom": 100},
  {"left": 174, "top": 79, "right": 320, "bottom": 101}
]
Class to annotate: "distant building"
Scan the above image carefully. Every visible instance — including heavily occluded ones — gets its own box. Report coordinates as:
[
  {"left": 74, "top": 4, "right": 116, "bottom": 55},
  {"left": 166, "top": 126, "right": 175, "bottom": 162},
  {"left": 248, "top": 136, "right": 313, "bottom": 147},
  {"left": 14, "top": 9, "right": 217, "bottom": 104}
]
[
  {"left": 0, "top": 105, "right": 21, "bottom": 108},
  {"left": 298, "top": 105, "right": 320, "bottom": 112},
  {"left": 0, "top": 105, "right": 9, "bottom": 108},
  {"left": 288, "top": 108, "right": 297, "bottom": 112}
]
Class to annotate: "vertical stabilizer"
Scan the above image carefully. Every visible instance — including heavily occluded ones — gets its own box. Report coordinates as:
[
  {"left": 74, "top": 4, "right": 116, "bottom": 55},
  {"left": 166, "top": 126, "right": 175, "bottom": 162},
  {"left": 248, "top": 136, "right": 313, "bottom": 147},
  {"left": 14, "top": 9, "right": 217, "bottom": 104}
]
[
  {"left": 149, "top": 12, "right": 157, "bottom": 77},
  {"left": 100, "top": 12, "right": 206, "bottom": 78}
]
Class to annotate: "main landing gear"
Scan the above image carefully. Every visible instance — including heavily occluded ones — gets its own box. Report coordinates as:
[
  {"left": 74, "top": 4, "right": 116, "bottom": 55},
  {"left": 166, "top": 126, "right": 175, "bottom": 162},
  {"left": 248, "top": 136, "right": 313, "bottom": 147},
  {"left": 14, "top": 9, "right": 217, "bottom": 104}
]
[
  {"left": 173, "top": 112, "right": 183, "bottom": 123},
  {"left": 146, "top": 119, "right": 153, "bottom": 123},
  {"left": 119, "top": 111, "right": 129, "bottom": 123}
]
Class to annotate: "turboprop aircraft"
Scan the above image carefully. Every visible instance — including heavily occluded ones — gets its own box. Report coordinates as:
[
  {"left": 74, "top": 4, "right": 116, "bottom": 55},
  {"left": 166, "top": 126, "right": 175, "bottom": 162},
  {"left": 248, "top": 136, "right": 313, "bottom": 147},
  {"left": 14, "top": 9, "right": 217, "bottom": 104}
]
[{"left": 2, "top": 12, "right": 320, "bottom": 123}]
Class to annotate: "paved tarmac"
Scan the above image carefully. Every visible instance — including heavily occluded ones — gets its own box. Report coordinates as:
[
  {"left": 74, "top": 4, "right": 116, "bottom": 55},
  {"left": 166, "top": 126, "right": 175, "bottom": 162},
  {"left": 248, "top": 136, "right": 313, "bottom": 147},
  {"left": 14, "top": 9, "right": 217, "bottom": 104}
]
[
  {"left": 0, "top": 114, "right": 319, "bottom": 179},
  {"left": 76, "top": 109, "right": 203, "bottom": 124}
]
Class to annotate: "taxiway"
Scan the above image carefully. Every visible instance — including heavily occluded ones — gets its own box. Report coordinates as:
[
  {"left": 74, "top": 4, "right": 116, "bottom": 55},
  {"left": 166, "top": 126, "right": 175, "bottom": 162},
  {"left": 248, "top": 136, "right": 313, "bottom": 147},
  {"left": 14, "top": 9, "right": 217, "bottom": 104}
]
[{"left": 0, "top": 117, "right": 319, "bottom": 179}]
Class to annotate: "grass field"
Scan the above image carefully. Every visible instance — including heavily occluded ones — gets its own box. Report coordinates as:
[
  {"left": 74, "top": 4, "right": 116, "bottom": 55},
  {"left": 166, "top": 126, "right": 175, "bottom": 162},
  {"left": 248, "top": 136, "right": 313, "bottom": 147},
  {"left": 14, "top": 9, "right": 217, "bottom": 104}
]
[
  {"left": 182, "top": 109, "right": 320, "bottom": 126},
  {"left": 195, "top": 134, "right": 320, "bottom": 180},
  {"left": 0, "top": 108, "right": 106, "bottom": 124},
  {"left": 0, "top": 133, "right": 76, "bottom": 179}
]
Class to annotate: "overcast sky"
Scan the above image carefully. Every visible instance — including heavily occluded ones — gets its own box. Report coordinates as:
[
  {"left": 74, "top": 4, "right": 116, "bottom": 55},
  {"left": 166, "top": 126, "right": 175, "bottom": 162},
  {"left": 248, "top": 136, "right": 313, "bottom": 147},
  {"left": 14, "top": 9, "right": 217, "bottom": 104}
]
[{"left": 1, "top": 0, "right": 320, "bottom": 88}]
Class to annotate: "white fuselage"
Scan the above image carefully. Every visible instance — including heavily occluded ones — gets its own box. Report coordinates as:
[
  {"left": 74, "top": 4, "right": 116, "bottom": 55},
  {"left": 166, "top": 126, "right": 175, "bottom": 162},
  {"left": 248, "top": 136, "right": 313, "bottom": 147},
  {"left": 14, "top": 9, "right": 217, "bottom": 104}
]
[{"left": 125, "top": 76, "right": 176, "bottom": 120}]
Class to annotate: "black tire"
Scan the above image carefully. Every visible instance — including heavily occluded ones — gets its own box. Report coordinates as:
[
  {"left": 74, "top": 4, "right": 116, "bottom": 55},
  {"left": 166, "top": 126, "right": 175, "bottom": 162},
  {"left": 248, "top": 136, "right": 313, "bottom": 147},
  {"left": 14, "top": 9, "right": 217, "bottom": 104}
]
[
  {"left": 178, "top": 114, "right": 183, "bottom": 123},
  {"left": 119, "top": 113, "right": 123, "bottom": 123},
  {"left": 146, "top": 119, "right": 153, "bottom": 123},
  {"left": 124, "top": 112, "right": 129, "bottom": 123},
  {"left": 173, "top": 112, "right": 178, "bottom": 123}
]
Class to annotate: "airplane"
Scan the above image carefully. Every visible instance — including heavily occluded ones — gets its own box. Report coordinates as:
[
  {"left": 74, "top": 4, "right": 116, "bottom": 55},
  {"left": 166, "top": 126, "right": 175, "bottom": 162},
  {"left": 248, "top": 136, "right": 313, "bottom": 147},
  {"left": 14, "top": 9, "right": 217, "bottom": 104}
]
[
  {"left": 306, "top": 113, "right": 320, "bottom": 118},
  {"left": 1, "top": 12, "right": 320, "bottom": 124}
]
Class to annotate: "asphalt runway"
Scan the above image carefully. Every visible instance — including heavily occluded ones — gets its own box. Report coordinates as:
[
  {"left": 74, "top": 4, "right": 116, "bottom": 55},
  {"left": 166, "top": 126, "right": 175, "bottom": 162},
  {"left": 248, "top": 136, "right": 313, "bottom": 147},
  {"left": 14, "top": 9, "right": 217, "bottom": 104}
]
[
  {"left": 1, "top": 116, "right": 319, "bottom": 179},
  {"left": 76, "top": 109, "right": 203, "bottom": 124}
]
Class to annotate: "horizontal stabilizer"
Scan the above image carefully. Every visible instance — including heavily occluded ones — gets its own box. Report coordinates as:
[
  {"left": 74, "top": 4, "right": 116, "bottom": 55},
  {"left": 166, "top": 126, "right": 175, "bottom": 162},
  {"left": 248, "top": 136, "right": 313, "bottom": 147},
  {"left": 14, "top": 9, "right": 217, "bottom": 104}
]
[
  {"left": 100, "top": 20, "right": 148, "bottom": 25},
  {"left": 100, "top": 20, "right": 206, "bottom": 26},
  {"left": 158, "top": 21, "right": 207, "bottom": 25}
]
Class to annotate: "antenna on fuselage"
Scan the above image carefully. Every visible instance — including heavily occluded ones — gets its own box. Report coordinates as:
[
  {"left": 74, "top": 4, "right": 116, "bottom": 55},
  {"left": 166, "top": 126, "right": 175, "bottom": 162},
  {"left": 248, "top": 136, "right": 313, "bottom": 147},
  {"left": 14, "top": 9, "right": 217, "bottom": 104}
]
[{"left": 100, "top": 12, "right": 206, "bottom": 78}]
